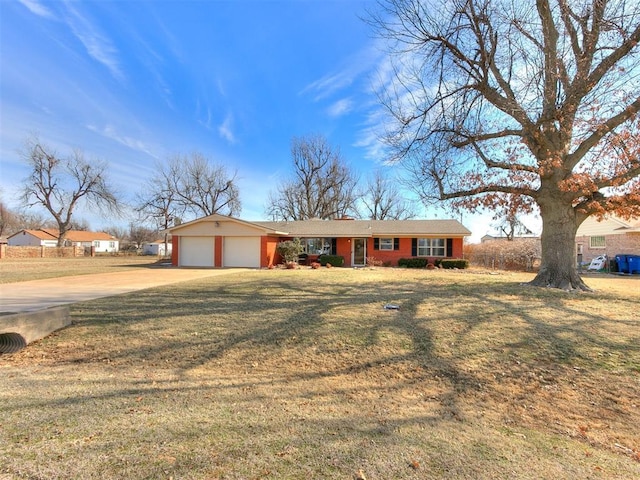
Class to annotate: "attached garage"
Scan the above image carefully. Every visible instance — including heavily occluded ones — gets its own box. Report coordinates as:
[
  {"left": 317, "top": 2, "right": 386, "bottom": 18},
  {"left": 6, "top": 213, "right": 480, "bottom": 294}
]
[
  {"left": 179, "top": 236, "right": 214, "bottom": 267},
  {"left": 223, "top": 236, "right": 260, "bottom": 267}
]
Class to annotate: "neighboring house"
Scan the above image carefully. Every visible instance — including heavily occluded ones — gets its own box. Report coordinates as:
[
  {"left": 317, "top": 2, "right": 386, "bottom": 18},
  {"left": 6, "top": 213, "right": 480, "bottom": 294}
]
[
  {"left": 481, "top": 234, "right": 539, "bottom": 243},
  {"left": 8, "top": 229, "right": 119, "bottom": 253},
  {"left": 142, "top": 238, "right": 173, "bottom": 256},
  {"left": 167, "top": 214, "right": 471, "bottom": 268},
  {"left": 7, "top": 229, "right": 59, "bottom": 247},
  {"left": 575, "top": 216, "right": 640, "bottom": 263}
]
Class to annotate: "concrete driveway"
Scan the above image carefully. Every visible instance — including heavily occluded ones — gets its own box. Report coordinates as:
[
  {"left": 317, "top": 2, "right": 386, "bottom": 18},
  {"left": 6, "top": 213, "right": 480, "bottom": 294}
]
[{"left": 0, "top": 267, "right": 245, "bottom": 314}]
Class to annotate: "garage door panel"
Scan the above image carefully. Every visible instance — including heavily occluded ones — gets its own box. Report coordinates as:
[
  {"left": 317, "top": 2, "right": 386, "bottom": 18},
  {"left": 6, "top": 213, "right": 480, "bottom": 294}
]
[
  {"left": 224, "top": 237, "right": 260, "bottom": 268},
  {"left": 180, "top": 237, "right": 214, "bottom": 267}
]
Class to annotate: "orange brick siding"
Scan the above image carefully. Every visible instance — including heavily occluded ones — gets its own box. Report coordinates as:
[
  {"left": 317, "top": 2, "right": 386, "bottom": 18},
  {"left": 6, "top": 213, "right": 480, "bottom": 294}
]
[
  {"left": 214, "top": 236, "right": 223, "bottom": 267},
  {"left": 366, "top": 237, "right": 465, "bottom": 267},
  {"left": 171, "top": 236, "right": 179, "bottom": 266},
  {"left": 365, "top": 238, "right": 410, "bottom": 266},
  {"left": 261, "top": 237, "right": 278, "bottom": 267},
  {"left": 335, "top": 238, "right": 352, "bottom": 265}
]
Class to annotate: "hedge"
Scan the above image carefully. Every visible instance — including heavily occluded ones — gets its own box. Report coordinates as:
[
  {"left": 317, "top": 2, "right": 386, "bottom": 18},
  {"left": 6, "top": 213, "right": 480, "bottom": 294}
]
[
  {"left": 439, "top": 258, "right": 469, "bottom": 269},
  {"left": 398, "top": 257, "right": 469, "bottom": 269},
  {"left": 398, "top": 257, "right": 428, "bottom": 268},
  {"left": 318, "top": 254, "right": 344, "bottom": 267}
]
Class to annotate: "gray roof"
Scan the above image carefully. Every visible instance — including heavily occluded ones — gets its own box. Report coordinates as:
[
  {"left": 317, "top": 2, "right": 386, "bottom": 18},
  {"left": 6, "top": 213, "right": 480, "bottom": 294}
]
[{"left": 253, "top": 219, "right": 471, "bottom": 237}]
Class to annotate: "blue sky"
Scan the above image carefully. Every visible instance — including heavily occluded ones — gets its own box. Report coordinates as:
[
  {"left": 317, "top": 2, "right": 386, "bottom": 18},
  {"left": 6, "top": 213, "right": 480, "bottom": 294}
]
[{"left": 0, "top": 0, "right": 515, "bottom": 240}]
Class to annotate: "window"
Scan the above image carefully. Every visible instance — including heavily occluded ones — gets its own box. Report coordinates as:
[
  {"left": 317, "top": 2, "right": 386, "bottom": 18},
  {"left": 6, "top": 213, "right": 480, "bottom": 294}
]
[
  {"left": 109, "top": 241, "right": 116, "bottom": 249},
  {"left": 301, "top": 238, "right": 333, "bottom": 254},
  {"left": 589, "top": 236, "right": 606, "bottom": 248},
  {"left": 378, "top": 238, "right": 394, "bottom": 250},
  {"left": 93, "top": 241, "right": 100, "bottom": 248},
  {"left": 417, "top": 238, "right": 445, "bottom": 257},
  {"left": 374, "top": 238, "right": 399, "bottom": 250}
]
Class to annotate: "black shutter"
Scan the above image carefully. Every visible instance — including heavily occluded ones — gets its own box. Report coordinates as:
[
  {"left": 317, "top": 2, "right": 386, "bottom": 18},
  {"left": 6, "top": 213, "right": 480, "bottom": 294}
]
[
  {"left": 411, "top": 238, "right": 417, "bottom": 256},
  {"left": 446, "top": 238, "right": 453, "bottom": 257},
  {"left": 331, "top": 238, "right": 337, "bottom": 254},
  {"left": 394, "top": 238, "right": 400, "bottom": 250},
  {"left": 374, "top": 238, "right": 379, "bottom": 250}
]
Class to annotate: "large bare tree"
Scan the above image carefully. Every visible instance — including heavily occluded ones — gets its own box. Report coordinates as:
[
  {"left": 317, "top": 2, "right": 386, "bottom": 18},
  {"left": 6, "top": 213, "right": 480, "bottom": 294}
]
[
  {"left": 20, "top": 138, "right": 120, "bottom": 247},
  {"left": 266, "top": 134, "right": 359, "bottom": 220},
  {"left": 360, "top": 170, "right": 416, "bottom": 219},
  {"left": 371, "top": 0, "right": 640, "bottom": 290},
  {"left": 138, "top": 152, "right": 241, "bottom": 225}
]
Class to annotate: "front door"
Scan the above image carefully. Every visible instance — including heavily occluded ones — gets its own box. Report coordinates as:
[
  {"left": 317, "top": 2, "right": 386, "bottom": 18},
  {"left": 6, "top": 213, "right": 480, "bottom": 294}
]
[{"left": 352, "top": 238, "right": 366, "bottom": 266}]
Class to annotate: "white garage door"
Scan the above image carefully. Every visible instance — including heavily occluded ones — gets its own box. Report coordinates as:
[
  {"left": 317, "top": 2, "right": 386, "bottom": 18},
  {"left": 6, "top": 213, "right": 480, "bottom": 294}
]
[
  {"left": 179, "top": 236, "right": 214, "bottom": 267},
  {"left": 223, "top": 236, "right": 260, "bottom": 268}
]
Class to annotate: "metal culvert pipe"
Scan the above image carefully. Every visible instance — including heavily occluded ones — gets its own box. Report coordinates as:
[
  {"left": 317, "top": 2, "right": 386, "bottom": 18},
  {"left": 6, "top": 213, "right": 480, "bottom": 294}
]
[{"left": 0, "top": 332, "right": 27, "bottom": 354}]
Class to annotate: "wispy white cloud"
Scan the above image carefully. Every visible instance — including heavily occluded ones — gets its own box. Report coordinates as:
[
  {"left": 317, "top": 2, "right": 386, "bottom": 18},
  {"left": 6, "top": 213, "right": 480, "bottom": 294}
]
[
  {"left": 354, "top": 106, "right": 393, "bottom": 163},
  {"left": 86, "top": 124, "right": 159, "bottom": 159},
  {"left": 301, "top": 71, "right": 355, "bottom": 101},
  {"left": 62, "top": 2, "right": 124, "bottom": 82},
  {"left": 18, "top": 0, "right": 55, "bottom": 18},
  {"left": 218, "top": 113, "right": 236, "bottom": 144},
  {"left": 327, "top": 98, "right": 354, "bottom": 118},
  {"left": 301, "top": 44, "right": 384, "bottom": 102}
]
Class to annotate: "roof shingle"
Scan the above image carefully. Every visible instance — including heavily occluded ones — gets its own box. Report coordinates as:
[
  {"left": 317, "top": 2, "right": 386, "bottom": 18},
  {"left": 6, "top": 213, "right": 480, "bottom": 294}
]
[{"left": 253, "top": 219, "right": 471, "bottom": 237}]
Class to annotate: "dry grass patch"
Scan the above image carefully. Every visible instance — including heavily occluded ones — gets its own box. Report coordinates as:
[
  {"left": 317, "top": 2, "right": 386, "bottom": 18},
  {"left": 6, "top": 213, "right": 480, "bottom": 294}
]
[
  {"left": 1, "top": 268, "right": 639, "bottom": 479},
  {"left": 0, "top": 256, "right": 157, "bottom": 283}
]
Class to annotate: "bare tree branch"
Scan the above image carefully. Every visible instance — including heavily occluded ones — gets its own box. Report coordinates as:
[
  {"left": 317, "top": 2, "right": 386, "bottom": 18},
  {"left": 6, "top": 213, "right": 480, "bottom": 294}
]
[
  {"left": 266, "top": 135, "right": 359, "bottom": 220},
  {"left": 20, "top": 137, "right": 121, "bottom": 246}
]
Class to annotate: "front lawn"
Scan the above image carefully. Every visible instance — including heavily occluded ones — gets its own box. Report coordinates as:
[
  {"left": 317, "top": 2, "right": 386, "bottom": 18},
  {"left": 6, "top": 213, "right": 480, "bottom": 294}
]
[
  {"left": 1, "top": 268, "right": 638, "bottom": 479},
  {"left": 0, "top": 256, "right": 158, "bottom": 283}
]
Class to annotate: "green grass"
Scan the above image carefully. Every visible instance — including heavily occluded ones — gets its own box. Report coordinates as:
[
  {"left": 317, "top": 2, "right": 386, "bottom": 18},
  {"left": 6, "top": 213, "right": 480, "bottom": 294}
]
[{"left": 1, "top": 268, "right": 639, "bottom": 479}]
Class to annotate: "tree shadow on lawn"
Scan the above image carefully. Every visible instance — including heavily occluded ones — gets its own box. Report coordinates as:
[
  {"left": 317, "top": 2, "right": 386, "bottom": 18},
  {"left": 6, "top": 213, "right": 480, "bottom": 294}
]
[
  {"left": 59, "top": 272, "right": 639, "bottom": 391},
  {"left": 8, "top": 271, "right": 639, "bottom": 465}
]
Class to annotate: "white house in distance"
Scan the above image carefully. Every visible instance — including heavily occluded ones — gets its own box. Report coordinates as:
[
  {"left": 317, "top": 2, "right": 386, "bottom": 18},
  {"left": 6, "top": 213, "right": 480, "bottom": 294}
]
[
  {"left": 8, "top": 229, "right": 119, "bottom": 253},
  {"left": 142, "top": 238, "right": 173, "bottom": 256}
]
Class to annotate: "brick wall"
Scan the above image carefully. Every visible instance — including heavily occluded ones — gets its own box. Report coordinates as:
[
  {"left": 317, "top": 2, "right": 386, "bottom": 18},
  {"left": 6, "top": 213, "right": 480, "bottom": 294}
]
[
  {"left": 575, "top": 233, "right": 640, "bottom": 263},
  {"left": 0, "top": 245, "right": 84, "bottom": 259}
]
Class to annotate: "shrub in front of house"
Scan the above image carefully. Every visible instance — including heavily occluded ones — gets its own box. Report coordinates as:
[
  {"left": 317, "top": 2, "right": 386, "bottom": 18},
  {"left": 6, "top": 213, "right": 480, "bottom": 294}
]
[
  {"left": 366, "top": 256, "right": 384, "bottom": 267},
  {"left": 439, "top": 259, "right": 469, "bottom": 269},
  {"left": 318, "top": 254, "right": 344, "bottom": 267},
  {"left": 398, "top": 257, "right": 428, "bottom": 268},
  {"left": 276, "top": 238, "right": 304, "bottom": 264}
]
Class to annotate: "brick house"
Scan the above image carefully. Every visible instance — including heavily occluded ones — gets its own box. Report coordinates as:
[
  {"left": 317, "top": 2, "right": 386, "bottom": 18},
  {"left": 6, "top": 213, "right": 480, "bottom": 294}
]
[
  {"left": 168, "top": 214, "right": 470, "bottom": 268},
  {"left": 575, "top": 216, "right": 640, "bottom": 263}
]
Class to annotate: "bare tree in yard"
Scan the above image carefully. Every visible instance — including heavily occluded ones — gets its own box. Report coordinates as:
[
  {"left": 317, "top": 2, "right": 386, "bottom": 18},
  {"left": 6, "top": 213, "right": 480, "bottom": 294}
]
[
  {"left": 360, "top": 170, "right": 416, "bottom": 219},
  {"left": 128, "top": 224, "right": 157, "bottom": 250},
  {"left": 266, "top": 134, "right": 359, "bottom": 220},
  {"left": 136, "top": 162, "right": 180, "bottom": 253},
  {"left": 20, "top": 138, "right": 121, "bottom": 247},
  {"left": 142, "top": 153, "right": 241, "bottom": 220},
  {"left": 371, "top": 0, "right": 640, "bottom": 290}
]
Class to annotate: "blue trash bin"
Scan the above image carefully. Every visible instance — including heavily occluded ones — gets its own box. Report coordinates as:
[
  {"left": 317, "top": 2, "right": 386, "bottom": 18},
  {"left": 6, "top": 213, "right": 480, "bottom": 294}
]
[
  {"left": 628, "top": 255, "right": 640, "bottom": 274},
  {"left": 615, "top": 254, "right": 630, "bottom": 274}
]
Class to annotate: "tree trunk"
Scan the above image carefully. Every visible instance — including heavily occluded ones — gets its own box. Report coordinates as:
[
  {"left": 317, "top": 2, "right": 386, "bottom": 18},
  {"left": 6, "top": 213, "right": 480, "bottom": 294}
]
[
  {"left": 56, "top": 223, "right": 70, "bottom": 248},
  {"left": 527, "top": 200, "right": 591, "bottom": 291}
]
